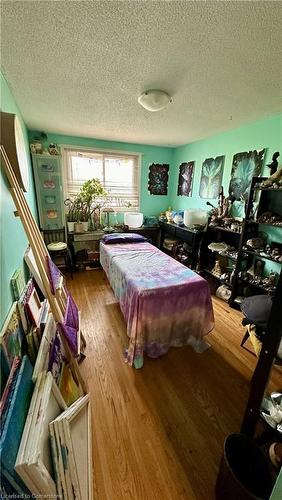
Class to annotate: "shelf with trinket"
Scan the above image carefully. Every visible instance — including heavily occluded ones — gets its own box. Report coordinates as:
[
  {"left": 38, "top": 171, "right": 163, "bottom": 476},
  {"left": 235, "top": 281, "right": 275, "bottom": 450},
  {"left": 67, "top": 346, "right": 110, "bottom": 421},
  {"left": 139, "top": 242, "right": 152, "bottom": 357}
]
[{"left": 229, "top": 170, "right": 282, "bottom": 307}]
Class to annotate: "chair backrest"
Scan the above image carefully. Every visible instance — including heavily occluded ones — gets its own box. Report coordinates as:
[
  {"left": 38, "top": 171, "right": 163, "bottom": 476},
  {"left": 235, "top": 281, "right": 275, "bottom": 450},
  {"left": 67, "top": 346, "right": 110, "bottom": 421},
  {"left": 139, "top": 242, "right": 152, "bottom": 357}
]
[{"left": 42, "top": 227, "right": 66, "bottom": 246}]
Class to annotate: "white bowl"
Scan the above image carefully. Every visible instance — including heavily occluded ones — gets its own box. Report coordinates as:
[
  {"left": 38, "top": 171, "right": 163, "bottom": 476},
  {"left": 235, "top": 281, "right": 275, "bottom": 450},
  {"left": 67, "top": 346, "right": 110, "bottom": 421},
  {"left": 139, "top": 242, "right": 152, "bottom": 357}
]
[
  {"left": 124, "top": 212, "right": 144, "bottom": 228},
  {"left": 184, "top": 209, "right": 208, "bottom": 227}
]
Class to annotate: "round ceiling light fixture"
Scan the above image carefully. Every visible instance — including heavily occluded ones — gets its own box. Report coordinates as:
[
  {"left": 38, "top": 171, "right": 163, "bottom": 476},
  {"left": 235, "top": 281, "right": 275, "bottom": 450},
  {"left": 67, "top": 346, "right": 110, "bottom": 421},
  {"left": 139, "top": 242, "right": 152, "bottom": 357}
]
[{"left": 138, "top": 90, "right": 172, "bottom": 112}]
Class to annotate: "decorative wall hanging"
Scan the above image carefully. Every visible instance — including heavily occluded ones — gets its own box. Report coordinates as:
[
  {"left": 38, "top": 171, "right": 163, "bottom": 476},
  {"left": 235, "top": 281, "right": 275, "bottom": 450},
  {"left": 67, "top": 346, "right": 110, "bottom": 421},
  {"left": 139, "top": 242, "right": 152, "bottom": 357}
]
[
  {"left": 199, "top": 156, "right": 225, "bottom": 199},
  {"left": 177, "top": 162, "right": 194, "bottom": 196},
  {"left": 148, "top": 163, "right": 169, "bottom": 195},
  {"left": 229, "top": 149, "right": 266, "bottom": 200}
]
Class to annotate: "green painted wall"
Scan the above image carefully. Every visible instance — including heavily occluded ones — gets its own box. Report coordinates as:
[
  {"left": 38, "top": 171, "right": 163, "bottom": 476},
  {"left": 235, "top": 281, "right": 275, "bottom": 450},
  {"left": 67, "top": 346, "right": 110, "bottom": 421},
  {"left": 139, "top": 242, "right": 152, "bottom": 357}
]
[
  {"left": 28, "top": 131, "right": 173, "bottom": 218},
  {"left": 0, "top": 71, "right": 38, "bottom": 327},
  {"left": 170, "top": 114, "right": 282, "bottom": 275},
  {"left": 170, "top": 114, "right": 282, "bottom": 211}
]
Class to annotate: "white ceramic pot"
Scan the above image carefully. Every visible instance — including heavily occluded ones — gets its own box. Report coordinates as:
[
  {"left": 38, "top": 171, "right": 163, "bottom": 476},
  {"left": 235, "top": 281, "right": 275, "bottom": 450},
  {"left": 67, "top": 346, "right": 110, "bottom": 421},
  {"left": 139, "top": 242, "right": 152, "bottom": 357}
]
[
  {"left": 184, "top": 210, "right": 208, "bottom": 227},
  {"left": 82, "top": 221, "right": 89, "bottom": 232},
  {"left": 67, "top": 221, "right": 75, "bottom": 233},
  {"left": 124, "top": 212, "right": 143, "bottom": 228}
]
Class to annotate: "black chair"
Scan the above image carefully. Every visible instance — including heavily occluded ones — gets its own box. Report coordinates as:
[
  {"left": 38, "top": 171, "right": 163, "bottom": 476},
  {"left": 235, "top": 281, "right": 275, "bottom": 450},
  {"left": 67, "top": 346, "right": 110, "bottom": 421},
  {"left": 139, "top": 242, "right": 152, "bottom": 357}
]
[
  {"left": 42, "top": 227, "right": 73, "bottom": 278},
  {"left": 240, "top": 295, "right": 272, "bottom": 354}
]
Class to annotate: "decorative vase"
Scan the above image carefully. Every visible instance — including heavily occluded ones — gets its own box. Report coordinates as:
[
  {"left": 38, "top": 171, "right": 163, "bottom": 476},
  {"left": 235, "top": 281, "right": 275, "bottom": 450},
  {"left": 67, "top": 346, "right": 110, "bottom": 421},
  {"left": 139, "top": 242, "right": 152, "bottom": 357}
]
[{"left": 67, "top": 221, "right": 75, "bottom": 233}]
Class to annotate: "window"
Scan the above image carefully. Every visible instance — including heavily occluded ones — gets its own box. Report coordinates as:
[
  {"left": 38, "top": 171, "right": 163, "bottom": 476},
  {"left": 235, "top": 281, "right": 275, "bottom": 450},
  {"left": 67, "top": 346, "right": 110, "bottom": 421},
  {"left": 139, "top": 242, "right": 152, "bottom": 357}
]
[{"left": 62, "top": 147, "right": 140, "bottom": 211}]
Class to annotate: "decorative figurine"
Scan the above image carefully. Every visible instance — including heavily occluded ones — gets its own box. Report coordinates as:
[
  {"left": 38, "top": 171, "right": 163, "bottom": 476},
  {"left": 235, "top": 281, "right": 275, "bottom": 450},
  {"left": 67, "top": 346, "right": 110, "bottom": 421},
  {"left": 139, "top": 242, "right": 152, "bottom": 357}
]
[
  {"left": 267, "top": 151, "right": 280, "bottom": 176},
  {"left": 261, "top": 166, "right": 282, "bottom": 188},
  {"left": 48, "top": 143, "right": 60, "bottom": 155},
  {"left": 211, "top": 260, "right": 222, "bottom": 277}
]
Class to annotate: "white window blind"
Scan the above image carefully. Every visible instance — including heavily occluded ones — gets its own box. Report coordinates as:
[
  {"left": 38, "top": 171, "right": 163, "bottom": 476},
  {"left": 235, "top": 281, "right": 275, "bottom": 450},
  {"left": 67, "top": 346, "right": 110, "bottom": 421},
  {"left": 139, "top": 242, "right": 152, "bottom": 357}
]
[{"left": 63, "top": 147, "right": 140, "bottom": 211}]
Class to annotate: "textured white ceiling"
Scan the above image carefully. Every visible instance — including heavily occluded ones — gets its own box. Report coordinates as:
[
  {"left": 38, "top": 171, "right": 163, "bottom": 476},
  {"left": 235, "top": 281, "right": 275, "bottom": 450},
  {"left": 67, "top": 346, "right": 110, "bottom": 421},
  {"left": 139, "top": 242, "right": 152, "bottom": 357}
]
[{"left": 1, "top": 1, "right": 282, "bottom": 147}]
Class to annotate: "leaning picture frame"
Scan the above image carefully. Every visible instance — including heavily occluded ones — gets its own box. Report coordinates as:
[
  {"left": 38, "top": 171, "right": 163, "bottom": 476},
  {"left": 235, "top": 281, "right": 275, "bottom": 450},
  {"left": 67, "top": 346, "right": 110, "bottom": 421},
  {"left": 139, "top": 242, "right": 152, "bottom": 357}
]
[
  {"left": 50, "top": 394, "right": 92, "bottom": 500},
  {"left": 32, "top": 313, "right": 56, "bottom": 382},
  {"left": 24, "top": 246, "right": 46, "bottom": 297},
  {"left": 16, "top": 372, "right": 67, "bottom": 495}
]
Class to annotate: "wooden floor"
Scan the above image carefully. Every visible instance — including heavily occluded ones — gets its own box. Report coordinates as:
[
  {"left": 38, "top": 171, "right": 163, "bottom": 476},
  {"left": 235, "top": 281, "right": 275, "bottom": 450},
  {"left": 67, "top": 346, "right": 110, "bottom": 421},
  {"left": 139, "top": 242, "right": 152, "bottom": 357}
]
[{"left": 67, "top": 270, "right": 281, "bottom": 500}]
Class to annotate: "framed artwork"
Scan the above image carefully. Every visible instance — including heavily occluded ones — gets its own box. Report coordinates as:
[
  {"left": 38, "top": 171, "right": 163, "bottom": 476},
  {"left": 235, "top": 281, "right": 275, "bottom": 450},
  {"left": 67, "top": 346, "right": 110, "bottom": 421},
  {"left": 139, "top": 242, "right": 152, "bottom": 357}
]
[
  {"left": 47, "top": 209, "right": 58, "bottom": 219},
  {"left": 32, "top": 314, "right": 56, "bottom": 382},
  {"left": 45, "top": 196, "right": 56, "bottom": 205},
  {"left": 25, "top": 287, "right": 42, "bottom": 327},
  {"left": 1, "top": 356, "right": 34, "bottom": 494},
  {"left": 199, "top": 156, "right": 225, "bottom": 199},
  {"left": 148, "top": 163, "right": 169, "bottom": 195},
  {"left": 43, "top": 180, "right": 56, "bottom": 189},
  {"left": 229, "top": 149, "right": 266, "bottom": 200},
  {"left": 24, "top": 246, "right": 46, "bottom": 297},
  {"left": 15, "top": 371, "right": 67, "bottom": 496},
  {"left": 0, "top": 302, "right": 25, "bottom": 368},
  {"left": 177, "top": 161, "right": 195, "bottom": 196},
  {"left": 41, "top": 164, "right": 53, "bottom": 172},
  {"left": 50, "top": 394, "right": 92, "bottom": 500}
]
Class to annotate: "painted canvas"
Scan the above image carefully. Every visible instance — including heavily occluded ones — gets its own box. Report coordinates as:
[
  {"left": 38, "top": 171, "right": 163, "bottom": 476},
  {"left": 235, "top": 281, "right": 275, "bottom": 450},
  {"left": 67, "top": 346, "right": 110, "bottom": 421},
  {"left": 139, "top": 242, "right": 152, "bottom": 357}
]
[
  {"left": 148, "top": 163, "right": 169, "bottom": 195},
  {"left": 15, "top": 371, "right": 66, "bottom": 496},
  {"left": 229, "top": 149, "right": 266, "bottom": 200},
  {"left": 177, "top": 162, "right": 195, "bottom": 196},
  {"left": 0, "top": 355, "right": 34, "bottom": 494},
  {"left": 50, "top": 394, "right": 92, "bottom": 500},
  {"left": 199, "top": 156, "right": 225, "bottom": 199},
  {"left": 0, "top": 302, "right": 25, "bottom": 368}
]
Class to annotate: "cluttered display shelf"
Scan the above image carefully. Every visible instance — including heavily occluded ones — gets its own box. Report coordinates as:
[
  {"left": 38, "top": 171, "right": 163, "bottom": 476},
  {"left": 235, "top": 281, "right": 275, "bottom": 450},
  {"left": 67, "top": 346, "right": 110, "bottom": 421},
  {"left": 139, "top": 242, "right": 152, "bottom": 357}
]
[
  {"left": 229, "top": 177, "right": 282, "bottom": 306},
  {"left": 159, "top": 221, "right": 204, "bottom": 270}
]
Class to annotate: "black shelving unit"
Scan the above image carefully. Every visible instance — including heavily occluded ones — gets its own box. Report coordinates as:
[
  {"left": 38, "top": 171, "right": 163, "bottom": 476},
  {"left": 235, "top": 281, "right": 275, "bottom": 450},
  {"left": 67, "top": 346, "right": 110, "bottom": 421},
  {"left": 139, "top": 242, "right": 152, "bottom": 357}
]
[
  {"left": 229, "top": 176, "right": 282, "bottom": 306},
  {"left": 241, "top": 268, "right": 282, "bottom": 437},
  {"left": 159, "top": 221, "right": 204, "bottom": 270}
]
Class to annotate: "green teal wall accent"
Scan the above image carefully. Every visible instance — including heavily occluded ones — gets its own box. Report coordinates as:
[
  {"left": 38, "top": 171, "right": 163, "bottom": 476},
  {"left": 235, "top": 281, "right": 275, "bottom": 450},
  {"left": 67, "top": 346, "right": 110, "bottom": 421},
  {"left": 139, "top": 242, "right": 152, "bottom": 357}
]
[
  {"left": 0, "top": 71, "right": 38, "bottom": 327},
  {"left": 28, "top": 131, "right": 173, "bottom": 217},
  {"left": 171, "top": 114, "right": 282, "bottom": 275},
  {"left": 170, "top": 114, "right": 282, "bottom": 212}
]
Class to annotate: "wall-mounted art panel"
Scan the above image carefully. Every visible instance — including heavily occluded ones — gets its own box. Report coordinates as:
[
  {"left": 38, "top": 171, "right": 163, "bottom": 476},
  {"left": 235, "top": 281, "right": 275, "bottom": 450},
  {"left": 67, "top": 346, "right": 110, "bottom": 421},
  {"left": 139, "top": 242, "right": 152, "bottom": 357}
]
[
  {"left": 229, "top": 149, "right": 266, "bottom": 200},
  {"left": 199, "top": 156, "right": 225, "bottom": 199},
  {"left": 148, "top": 163, "right": 169, "bottom": 195},
  {"left": 177, "top": 162, "right": 194, "bottom": 197}
]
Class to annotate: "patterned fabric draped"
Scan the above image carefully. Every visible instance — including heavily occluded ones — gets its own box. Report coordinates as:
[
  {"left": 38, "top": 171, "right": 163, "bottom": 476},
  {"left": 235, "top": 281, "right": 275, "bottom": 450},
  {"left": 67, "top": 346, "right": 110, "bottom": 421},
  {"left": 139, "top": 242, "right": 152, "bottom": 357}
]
[{"left": 100, "top": 242, "right": 214, "bottom": 368}]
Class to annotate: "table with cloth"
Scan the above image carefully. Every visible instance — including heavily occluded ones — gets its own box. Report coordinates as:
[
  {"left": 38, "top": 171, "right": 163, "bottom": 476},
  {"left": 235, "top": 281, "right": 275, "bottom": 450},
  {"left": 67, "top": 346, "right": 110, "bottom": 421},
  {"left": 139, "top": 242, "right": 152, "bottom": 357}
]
[{"left": 100, "top": 241, "right": 214, "bottom": 368}]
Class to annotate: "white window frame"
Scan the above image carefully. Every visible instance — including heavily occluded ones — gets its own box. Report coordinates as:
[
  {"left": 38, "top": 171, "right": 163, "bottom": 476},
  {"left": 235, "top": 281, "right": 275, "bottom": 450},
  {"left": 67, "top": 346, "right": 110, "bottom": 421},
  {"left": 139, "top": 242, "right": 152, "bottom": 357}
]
[{"left": 60, "top": 145, "right": 142, "bottom": 212}]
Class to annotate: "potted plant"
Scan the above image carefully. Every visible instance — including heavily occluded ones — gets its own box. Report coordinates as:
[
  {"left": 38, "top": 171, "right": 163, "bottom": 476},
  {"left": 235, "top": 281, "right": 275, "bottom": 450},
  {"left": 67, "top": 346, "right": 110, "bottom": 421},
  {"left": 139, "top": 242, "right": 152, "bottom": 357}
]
[
  {"left": 76, "top": 179, "right": 108, "bottom": 231},
  {"left": 64, "top": 198, "right": 80, "bottom": 232},
  {"left": 64, "top": 179, "right": 108, "bottom": 233}
]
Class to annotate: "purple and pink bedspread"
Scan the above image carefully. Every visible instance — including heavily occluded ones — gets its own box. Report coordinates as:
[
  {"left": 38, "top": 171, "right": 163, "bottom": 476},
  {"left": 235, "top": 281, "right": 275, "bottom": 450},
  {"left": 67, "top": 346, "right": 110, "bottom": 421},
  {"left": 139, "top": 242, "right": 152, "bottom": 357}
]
[{"left": 100, "top": 241, "right": 214, "bottom": 368}]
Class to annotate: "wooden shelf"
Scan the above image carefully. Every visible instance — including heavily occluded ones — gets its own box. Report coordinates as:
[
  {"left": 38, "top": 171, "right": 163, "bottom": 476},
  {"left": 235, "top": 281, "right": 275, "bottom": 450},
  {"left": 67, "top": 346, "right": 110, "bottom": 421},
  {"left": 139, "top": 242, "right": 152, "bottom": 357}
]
[
  {"left": 238, "top": 277, "right": 276, "bottom": 294},
  {"left": 243, "top": 249, "right": 282, "bottom": 265},
  {"left": 208, "top": 226, "right": 242, "bottom": 235},
  {"left": 247, "top": 221, "right": 282, "bottom": 228},
  {"left": 203, "top": 269, "right": 232, "bottom": 289}
]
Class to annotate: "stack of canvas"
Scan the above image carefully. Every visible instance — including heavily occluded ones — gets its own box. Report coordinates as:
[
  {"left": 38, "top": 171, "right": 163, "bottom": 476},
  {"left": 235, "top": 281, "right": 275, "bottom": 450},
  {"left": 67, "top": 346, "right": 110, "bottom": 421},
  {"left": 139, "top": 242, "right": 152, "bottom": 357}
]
[
  {"left": 33, "top": 312, "right": 82, "bottom": 406},
  {"left": 49, "top": 394, "right": 93, "bottom": 500},
  {"left": 0, "top": 355, "right": 34, "bottom": 495},
  {"left": 15, "top": 371, "right": 67, "bottom": 495}
]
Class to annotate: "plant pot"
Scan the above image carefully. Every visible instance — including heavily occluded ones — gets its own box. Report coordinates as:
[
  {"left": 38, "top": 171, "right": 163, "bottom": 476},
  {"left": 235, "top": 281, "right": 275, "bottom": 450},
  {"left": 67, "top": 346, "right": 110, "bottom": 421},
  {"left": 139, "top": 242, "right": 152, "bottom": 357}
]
[
  {"left": 81, "top": 221, "right": 89, "bottom": 232},
  {"left": 67, "top": 221, "right": 75, "bottom": 233},
  {"left": 74, "top": 222, "right": 84, "bottom": 233}
]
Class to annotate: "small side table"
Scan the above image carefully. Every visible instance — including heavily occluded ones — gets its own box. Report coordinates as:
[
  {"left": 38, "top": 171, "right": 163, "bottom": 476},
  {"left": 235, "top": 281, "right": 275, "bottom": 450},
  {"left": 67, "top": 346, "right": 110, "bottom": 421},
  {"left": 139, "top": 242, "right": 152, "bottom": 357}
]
[{"left": 67, "top": 226, "right": 160, "bottom": 269}]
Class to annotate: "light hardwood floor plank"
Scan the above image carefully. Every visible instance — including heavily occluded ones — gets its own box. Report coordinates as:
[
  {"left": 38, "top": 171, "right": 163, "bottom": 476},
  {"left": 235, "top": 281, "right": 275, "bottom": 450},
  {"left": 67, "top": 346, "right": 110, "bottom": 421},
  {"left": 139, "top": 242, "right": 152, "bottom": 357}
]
[{"left": 67, "top": 270, "right": 281, "bottom": 500}]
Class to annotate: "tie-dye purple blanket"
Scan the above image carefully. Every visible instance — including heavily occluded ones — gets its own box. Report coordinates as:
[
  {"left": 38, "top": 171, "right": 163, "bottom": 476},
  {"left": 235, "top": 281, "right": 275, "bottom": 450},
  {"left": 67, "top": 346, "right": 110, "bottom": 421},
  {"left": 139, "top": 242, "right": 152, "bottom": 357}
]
[{"left": 100, "top": 242, "right": 214, "bottom": 368}]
